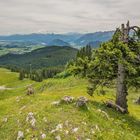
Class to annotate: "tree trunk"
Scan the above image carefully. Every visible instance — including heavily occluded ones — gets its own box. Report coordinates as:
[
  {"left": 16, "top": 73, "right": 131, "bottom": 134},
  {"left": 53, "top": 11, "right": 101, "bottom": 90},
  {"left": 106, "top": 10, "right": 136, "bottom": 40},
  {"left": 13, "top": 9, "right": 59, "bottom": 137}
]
[{"left": 116, "top": 63, "right": 128, "bottom": 113}]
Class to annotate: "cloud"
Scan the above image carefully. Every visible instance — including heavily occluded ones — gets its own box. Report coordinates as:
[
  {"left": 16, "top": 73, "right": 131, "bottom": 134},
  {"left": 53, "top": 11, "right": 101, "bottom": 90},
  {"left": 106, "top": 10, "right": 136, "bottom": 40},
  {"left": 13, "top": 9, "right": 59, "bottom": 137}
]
[{"left": 0, "top": 0, "right": 139, "bottom": 34}]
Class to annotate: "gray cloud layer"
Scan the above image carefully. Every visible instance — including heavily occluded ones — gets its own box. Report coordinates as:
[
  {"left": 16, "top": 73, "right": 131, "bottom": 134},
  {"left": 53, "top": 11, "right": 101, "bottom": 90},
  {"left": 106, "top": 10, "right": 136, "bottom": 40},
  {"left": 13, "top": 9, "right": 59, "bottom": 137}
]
[{"left": 0, "top": 0, "right": 139, "bottom": 34}]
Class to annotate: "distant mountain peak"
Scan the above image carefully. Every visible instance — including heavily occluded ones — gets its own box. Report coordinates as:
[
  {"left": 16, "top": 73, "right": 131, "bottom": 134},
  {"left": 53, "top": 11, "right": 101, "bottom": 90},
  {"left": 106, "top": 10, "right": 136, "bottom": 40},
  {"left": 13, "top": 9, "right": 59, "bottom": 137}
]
[{"left": 0, "top": 31, "right": 114, "bottom": 48}]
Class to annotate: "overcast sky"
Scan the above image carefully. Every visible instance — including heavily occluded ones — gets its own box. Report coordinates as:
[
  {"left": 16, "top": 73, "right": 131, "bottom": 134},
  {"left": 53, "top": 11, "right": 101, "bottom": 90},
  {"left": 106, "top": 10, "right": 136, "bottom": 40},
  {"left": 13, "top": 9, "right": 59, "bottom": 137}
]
[{"left": 0, "top": 0, "right": 139, "bottom": 35}]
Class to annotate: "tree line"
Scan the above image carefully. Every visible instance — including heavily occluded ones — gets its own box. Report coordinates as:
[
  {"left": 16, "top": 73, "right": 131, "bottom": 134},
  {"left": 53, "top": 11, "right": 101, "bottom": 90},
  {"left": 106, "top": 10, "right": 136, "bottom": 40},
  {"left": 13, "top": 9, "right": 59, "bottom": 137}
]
[{"left": 19, "top": 67, "right": 63, "bottom": 82}]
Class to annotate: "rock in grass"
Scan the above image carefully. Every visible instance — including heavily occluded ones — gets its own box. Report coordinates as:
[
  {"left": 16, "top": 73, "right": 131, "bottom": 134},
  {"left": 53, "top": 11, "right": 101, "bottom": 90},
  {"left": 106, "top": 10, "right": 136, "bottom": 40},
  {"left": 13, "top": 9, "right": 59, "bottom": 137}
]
[
  {"left": 91, "top": 128, "right": 95, "bottom": 134},
  {"left": 30, "top": 118, "right": 36, "bottom": 127},
  {"left": 61, "top": 96, "right": 74, "bottom": 104},
  {"left": 3, "top": 117, "right": 8, "bottom": 123},
  {"left": 50, "top": 129, "right": 57, "bottom": 134},
  {"left": 95, "top": 125, "right": 100, "bottom": 131},
  {"left": 17, "top": 131, "right": 24, "bottom": 140},
  {"left": 134, "top": 97, "right": 140, "bottom": 104},
  {"left": 41, "top": 133, "right": 46, "bottom": 139},
  {"left": 50, "top": 123, "right": 63, "bottom": 134},
  {"left": 76, "top": 96, "right": 88, "bottom": 107},
  {"left": 51, "top": 101, "right": 60, "bottom": 106},
  {"left": 56, "top": 123, "right": 63, "bottom": 131},
  {"left": 26, "top": 112, "right": 36, "bottom": 127},
  {"left": 72, "top": 127, "right": 79, "bottom": 133},
  {"left": 55, "top": 135, "right": 61, "bottom": 140}
]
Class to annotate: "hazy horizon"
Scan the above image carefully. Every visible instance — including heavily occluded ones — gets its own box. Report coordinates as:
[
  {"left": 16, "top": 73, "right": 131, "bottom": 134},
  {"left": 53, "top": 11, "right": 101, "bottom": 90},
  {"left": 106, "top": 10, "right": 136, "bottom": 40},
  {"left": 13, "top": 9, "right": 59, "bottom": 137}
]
[
  {"left": 0, "top": 30, "right": 115, "bottom": 36},
  {"left": 0, "top": 0, "right": 139, "bottom": 35}
]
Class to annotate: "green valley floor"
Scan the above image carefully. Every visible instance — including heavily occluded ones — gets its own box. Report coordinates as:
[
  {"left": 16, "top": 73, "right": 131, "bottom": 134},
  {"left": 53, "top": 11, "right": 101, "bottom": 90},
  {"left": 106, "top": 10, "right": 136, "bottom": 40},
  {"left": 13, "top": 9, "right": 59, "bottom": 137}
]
[{"left": 0, "top": 68, "right": 140, "bottom": 140}]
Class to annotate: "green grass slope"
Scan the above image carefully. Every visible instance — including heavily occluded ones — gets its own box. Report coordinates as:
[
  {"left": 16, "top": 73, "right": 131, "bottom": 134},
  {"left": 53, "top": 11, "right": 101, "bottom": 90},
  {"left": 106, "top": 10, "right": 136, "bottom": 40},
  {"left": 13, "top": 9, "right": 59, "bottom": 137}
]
[{"left": 0, "top": 68, "right": 140, "bottom": 140}]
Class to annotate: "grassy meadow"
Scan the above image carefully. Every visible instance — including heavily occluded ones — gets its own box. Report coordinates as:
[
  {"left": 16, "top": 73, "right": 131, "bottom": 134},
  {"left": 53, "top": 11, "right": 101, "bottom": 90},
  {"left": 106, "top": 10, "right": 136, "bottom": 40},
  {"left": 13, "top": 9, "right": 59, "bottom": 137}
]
[{"left": 0, "top": 68, "right": 140, "bottom": 140}]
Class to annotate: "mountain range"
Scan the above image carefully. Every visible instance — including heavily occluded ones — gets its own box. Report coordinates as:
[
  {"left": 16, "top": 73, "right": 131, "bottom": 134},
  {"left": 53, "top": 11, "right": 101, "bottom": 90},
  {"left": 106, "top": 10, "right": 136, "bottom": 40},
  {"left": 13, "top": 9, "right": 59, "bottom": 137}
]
[{"left": 0, "top": 31, "right": 114, "bottom": 48}]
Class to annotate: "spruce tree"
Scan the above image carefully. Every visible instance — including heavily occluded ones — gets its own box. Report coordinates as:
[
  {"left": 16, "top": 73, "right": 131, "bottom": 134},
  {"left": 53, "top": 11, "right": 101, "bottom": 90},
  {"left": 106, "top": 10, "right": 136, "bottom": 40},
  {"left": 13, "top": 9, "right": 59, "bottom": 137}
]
[
  {"left": 87, "top": 21, "right": 140, "bottom": 112},
  {"left": 19, "top": 70, "right": 25, "bottom": 80}
]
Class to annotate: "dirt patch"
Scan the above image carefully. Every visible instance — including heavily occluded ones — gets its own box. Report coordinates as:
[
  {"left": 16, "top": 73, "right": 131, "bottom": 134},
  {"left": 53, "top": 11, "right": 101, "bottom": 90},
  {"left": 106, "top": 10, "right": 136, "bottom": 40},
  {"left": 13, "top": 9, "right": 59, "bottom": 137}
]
[{"left": 0, "top": 86, "right": 12, "bottom": 90}]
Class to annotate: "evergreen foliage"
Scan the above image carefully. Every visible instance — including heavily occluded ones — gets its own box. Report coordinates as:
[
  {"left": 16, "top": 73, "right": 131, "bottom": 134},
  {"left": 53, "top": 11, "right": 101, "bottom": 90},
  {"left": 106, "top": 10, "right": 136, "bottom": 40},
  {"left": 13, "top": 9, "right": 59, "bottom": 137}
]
[
  {"left": 67, "top": 24, "right": 140, "bottom": 112},
  {"left": 18, "top": 67, "right": 63, "bottom": 82},
  {"left": 67, "top": 45, "right": 92, "bottom": 77},
  {"left": 19, "top": 70, "right": 25, "bottom": 80}
]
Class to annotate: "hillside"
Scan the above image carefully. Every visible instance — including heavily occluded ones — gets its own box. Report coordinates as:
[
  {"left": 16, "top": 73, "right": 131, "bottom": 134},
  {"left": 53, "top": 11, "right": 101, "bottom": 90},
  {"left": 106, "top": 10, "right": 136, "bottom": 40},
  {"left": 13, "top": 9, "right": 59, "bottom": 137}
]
[
  {"left": 74, "top": 31, "right": 114, "bottom": 46},
  {"left": 48, "top": 39, "right": 70, "bottom": 47},
  {"left": 0, "top": 46, "right": 78, "bottom": 69},
  {"left": 0, "top": 68, "right": 140, "bottom": 140}
]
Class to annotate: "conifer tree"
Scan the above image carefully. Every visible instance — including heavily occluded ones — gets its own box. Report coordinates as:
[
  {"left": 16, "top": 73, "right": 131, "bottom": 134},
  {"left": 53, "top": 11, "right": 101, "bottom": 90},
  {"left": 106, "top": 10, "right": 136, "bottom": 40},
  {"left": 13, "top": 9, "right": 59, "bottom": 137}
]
[
  {"left": 67, "top": 45, "right": 92, "bottom": 77},
  {"left": 87, "top": 22, "right": 140, "bottom": 112},
  {"left": 19, "top": 70, "right": 25, "bottom": 80}
]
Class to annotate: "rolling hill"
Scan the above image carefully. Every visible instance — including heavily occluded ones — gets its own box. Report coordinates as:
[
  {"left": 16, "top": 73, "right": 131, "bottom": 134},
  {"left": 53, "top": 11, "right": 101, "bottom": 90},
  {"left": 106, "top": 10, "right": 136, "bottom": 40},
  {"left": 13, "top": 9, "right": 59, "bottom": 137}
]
[
  {"left": 48, "top": 39, "right": 70, "bottom": 47},
  {"left": 0, "top": 46, "right": 78, "bottom": 69}
]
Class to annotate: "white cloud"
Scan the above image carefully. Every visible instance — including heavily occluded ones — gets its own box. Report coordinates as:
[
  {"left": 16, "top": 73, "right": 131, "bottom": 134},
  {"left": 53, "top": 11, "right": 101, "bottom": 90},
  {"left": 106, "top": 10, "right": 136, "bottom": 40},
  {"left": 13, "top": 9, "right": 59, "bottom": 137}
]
[{"left": 0, "top": 0, "right": 139, "bottom": 34}]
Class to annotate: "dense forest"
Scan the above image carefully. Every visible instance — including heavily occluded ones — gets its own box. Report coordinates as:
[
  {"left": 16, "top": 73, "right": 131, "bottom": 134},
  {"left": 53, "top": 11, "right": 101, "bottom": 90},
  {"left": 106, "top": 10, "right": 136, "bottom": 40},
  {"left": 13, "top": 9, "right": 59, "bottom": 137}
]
[
  {"left": 0, "top": 46, "right": 77, "bottom": 69},
  {"left": 0, "top": 46, "right": 77, "bottom": 81}
]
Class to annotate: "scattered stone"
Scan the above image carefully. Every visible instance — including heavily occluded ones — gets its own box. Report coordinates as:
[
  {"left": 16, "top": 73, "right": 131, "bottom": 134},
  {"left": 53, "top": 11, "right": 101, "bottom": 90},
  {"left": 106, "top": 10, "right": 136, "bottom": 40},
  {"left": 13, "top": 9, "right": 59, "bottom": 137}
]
[
  {"left": 95, "top": 125, "right": 100, "bottom": 131},
  {"left": 55, "top": 135, "right": 61, "bottom": 140},
  {"left": 76, "top": 96, "right": 88, "bottom": 107},
  {"left": 61, "top": 96, "right": 74, "bottom": 103},
  {"left": 91, "top": 128, "right": 95, "bottom": 134},
  {"left": 50, "top": 123, "right": 63, "bottom": 134},
  {"left": 134, "top": 97, "right": 140, "bottom": 104},
  {"left": 56, "top": 123, "right": 63, "bottom": 131},
  {"left": 26, "top": 112, "right": 34, "bottom": 121},
  {"left": 50, "top": 129, "right": 57, "bottom": 134},
  {"left": 0, "top": 85, "right": 12, "bottom": 90},
  {"left": 72, "top": 127, "right": 79, "bottom": 133},
  {"left": 30, "top": 118, "right": 36, "bottom": 127},
  {"left": 26, "top": 112, "right": 36, "bottom": 127},
  {"left": 17, "top": 131, "right": 24, "bottom": 140},
  {"left": 3, "top": 117, "right": 8, "bottom": 123},
  {"left": 51, "top": 101, "right": 60, "bottom": 106},
  {"left": 41, "top": 133, "right": 46, "bottom": 139},
  {"left": 27, "top": 85, "right": 34, "bottom": 95}
]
